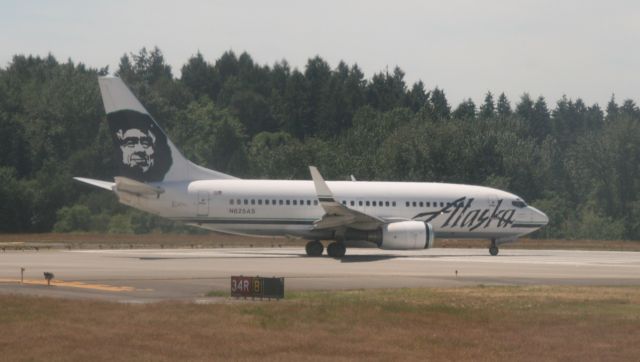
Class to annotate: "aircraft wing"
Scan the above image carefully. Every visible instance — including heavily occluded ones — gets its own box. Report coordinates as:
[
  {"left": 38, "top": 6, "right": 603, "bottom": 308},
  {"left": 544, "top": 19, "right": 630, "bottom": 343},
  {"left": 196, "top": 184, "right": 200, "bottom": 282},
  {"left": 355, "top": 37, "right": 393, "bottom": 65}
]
[{"left": 309, "top": 166, "right": 384, "bottom": 231}]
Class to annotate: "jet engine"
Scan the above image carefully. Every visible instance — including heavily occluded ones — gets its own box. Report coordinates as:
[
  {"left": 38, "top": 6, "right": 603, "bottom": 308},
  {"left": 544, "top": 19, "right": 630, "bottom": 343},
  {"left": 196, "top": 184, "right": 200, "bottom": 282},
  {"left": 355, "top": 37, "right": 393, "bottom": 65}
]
[{"left": 345, "top": 221, "right": 434, "bottom": 250}]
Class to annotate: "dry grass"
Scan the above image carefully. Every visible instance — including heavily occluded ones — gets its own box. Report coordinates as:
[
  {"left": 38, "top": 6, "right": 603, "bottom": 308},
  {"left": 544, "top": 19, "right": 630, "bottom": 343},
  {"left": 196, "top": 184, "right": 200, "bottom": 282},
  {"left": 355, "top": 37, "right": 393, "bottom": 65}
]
[
  {"left": 0, "top": 232, "right": 300, "bottom": 250},
  {"left": 1, "top": 286, "right": 639, "bottom": 361}
]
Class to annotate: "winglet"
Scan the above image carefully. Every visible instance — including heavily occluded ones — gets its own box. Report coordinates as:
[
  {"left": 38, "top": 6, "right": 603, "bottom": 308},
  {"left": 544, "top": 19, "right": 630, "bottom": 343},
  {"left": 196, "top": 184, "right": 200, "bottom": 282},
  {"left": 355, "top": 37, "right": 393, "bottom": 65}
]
[
  {"left": 309, "top": 166, "right": 384, "bottom": 231},
  {"left": 309, "top": 166, "right": 335, "bottom": 202}
]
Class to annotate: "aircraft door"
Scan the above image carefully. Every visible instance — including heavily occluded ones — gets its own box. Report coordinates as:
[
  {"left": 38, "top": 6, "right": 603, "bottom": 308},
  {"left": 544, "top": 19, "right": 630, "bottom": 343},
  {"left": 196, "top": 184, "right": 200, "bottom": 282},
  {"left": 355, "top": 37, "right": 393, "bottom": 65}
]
[{"left": 197, "top": 191, "right": 209, "bottom": 216}]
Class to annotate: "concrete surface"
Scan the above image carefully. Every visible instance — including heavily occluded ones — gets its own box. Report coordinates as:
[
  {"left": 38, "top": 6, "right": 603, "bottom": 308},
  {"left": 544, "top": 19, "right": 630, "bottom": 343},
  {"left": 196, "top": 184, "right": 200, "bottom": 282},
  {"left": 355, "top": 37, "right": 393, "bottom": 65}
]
[{"left": 1, "top": 247, "right": 639, "bottom": 302}]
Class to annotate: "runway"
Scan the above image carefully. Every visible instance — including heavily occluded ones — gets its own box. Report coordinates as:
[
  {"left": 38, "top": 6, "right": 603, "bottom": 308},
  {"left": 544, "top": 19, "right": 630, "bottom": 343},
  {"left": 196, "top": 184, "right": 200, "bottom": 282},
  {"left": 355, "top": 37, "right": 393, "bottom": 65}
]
[{"left": 1, "top": 247, "right": 639, "bottom": 302}]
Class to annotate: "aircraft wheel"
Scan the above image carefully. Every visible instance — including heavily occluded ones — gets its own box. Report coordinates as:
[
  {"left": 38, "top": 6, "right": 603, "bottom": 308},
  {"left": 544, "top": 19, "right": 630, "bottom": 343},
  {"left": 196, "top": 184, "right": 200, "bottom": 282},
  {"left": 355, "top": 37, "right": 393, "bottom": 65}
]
[
  {"left": 327, "top": 242, "right": 346, "bottom": 258},
  {"left": 489, "top": 245, "right": 499, "bottom": 256},
  {"left": 305, "top": 240, "right": 324, "bottom": 257}
]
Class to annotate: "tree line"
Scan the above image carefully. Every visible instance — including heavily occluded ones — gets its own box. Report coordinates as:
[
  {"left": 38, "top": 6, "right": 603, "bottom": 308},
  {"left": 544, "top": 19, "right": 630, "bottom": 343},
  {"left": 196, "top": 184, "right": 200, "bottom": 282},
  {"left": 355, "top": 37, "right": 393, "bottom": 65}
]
[{"left": 1, "top": 47, "right": 639, "bottom": 239}]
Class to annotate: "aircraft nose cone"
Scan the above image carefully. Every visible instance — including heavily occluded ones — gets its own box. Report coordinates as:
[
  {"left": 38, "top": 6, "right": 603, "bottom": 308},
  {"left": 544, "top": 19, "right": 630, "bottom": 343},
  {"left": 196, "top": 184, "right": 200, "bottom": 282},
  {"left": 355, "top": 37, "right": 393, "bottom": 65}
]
[{"left": 530, "top": 206, "right": 549, "bottom": 226}]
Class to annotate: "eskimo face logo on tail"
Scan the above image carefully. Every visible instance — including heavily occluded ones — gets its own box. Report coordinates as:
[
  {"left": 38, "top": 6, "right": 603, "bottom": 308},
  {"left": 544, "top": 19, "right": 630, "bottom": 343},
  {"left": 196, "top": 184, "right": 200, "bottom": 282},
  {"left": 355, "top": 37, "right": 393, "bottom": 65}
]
[{"left": 107, "top": 110, "right": 172, "bottom": 182}]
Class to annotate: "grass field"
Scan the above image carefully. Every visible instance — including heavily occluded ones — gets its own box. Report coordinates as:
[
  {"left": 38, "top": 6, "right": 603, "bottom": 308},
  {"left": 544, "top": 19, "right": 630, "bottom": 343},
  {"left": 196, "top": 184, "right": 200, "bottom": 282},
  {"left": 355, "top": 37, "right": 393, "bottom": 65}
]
[
  {"left": 1, "top": 286, "right": 639, "bottom": 361},
  {"left": 1, "top": 233, "right": 640, "bottom": 251}
]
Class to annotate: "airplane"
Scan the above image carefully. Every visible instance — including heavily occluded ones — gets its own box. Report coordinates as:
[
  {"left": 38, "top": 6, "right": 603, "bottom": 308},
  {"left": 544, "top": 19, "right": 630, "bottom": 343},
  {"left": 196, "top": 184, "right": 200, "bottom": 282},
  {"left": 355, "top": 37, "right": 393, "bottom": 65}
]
[{"left": 75, "top": 76, "right": 549, "bottom": 258}]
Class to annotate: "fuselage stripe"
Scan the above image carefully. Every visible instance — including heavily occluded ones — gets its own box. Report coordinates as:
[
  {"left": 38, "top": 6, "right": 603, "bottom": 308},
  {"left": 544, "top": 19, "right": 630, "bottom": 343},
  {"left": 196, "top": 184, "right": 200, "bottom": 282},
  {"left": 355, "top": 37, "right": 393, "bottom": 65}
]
[
  {"left": 173, "top": 218, "right": 315, "bottom": 225},
  {"left": 511, "top": 223, "right": 546, "bottom": 228}
]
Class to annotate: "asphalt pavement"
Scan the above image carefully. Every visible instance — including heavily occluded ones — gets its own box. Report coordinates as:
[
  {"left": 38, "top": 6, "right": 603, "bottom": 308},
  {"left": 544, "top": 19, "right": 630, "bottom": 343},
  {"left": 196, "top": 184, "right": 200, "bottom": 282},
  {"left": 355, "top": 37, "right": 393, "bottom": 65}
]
[{"left": 1, "top": 247, "right": 638, "bottom": 302}]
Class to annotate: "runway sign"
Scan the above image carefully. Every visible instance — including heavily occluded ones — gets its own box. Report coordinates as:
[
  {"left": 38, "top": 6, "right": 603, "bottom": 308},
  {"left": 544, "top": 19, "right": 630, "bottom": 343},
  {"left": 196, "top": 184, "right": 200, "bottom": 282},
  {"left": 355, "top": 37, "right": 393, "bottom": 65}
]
[{"left": 231, "top": 276, "right": 284, "bottom": 299}]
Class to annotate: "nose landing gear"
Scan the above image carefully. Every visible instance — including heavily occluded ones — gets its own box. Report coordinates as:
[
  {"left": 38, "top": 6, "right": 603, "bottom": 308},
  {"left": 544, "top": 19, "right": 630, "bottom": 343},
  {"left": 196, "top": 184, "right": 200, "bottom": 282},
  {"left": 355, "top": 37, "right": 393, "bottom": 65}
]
[{"left": 489, "top": 239, "right": 499, "bottom": 256}]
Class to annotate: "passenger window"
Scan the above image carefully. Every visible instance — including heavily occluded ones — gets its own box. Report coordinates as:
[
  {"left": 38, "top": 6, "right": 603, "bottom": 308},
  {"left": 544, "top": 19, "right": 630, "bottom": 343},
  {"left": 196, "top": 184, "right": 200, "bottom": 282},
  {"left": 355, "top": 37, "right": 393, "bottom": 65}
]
[
  {"left": 230, "top": 199, "right": 234, "bottom": 205},
  {"left": 251, "top": 199, "right": 255, "bottom": 205},
  {"left": 440, "top": 202, "right": 444, "bottom": 207},
  {"left": 286, "top": 200, "right": 290, "bottom": 205},
  {"left": 366, "top": 201, "right": 370, "bottom": 206},
  {"left": 265, "top": 200, "right": 270, "bottom": 205},
  {"left": 293, "top": 200, "right": 297, "bottom": 205},
  {"left": 307, "top": 200, "right": 311, "bottom": 206},
  {"left": 372, "top": 201, "right": 377, "bottom": 207},
  {"left": 426, "top": 202, "right": 430, "bottom": 207},
  {"left": 412, "top": 201, "right": 417, "bottom": 207},
  {"left": 237, "top": 199, "right": 241, "bottom": 205},
  {"left": 279, "top": 200, "right": 283, "bottom": 205},
  {"left": 244, "top": 199, "right": 248, "bottom": 205},
  {"left": 392, "top": 201, "right": 396, "bottom": 207},
  {"left": 258, "top": 199, "right": 262, "bottom": 205},
  {"left": 342, "top": 200, "right": 347, "bottom": 205},
  {"left": 406, "top": 201, "right": 410, "bottom": 207},
  {"left": 359, "top": 201, "right": 363, "bottom": 206},
  {"left": 273, "top": 200, "right": 277, "bottom": 205},
  {"left": 350, "top": 201, "right": 355, "bottom": 206},
  {"left": 314, "top": 200, "right": 318, "bottom": 206},
  {"left": 385, "top": 201, "right": 389, "bottom": 207},
  {"left": 419, "top": 201, "right": 424, "bottom": 207},
  {"left": 379, "top": 201, "right": 383, "bottom": 206}
]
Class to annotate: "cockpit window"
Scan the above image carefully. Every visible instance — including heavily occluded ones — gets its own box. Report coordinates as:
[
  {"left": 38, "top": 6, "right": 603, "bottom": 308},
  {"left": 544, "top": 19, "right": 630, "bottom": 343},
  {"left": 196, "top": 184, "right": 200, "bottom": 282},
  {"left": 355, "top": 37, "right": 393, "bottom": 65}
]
[{"left": 512, "top": 200, "right": 527, "bottom": 208}]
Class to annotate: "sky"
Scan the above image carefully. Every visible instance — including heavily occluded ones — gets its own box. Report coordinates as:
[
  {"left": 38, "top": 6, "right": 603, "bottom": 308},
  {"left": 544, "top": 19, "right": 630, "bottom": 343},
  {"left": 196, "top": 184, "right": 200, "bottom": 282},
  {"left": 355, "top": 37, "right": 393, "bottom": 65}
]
[{"left": 1, "top": 0, "right": 639, "bottom": 107}]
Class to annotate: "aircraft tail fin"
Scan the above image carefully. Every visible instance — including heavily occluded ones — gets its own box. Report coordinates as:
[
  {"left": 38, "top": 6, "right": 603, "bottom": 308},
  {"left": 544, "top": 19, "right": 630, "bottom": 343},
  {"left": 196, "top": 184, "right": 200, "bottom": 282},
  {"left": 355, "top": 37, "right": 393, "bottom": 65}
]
[{"left": 97, "top": 76, "right": 237, "bottom": 183}]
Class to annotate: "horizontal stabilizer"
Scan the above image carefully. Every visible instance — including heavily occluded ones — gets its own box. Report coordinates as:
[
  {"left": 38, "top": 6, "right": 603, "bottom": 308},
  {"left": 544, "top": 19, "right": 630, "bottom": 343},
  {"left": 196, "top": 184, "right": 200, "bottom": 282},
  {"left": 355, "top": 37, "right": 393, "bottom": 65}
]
[
  {"left": 114, "top": 176, "right": 164, "bottom": 197},
  {"left": 73, "top": 177, "right": 115, "bottom": 191}
]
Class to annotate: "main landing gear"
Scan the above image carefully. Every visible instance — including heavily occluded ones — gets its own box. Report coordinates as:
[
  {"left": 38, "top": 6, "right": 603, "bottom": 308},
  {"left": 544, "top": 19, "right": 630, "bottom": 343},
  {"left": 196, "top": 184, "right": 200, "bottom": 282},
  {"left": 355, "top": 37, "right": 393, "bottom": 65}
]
[
  {"left": 327, "top": 242, "right": 346, "bottom": 258},
  {"left": 305, "top": 240, "right": 324, "bottom": 257},
  {"left": 305, "top": 240, "right": 346, "bottom": 258},
  {"left": 489, "top": 239, "right": 499, "bottom": 256}
]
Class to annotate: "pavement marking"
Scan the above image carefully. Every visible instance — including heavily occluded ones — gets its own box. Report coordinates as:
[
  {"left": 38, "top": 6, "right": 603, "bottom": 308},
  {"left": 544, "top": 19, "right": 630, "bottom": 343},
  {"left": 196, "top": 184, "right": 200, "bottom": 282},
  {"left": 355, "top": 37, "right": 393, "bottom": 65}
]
[{"left": 0, "top": 278, "right": 136, "bottom": 292}]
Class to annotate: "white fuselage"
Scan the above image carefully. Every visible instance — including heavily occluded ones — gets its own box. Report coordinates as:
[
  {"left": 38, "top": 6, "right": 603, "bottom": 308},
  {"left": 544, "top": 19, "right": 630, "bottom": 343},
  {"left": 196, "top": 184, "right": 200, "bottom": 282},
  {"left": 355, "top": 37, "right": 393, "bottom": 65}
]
[
  {"left": 92, "top": 76, "right": 549, "bottom": 252},
  {"left": 118, "top": 179, "right": 549, "bottom": 244}
]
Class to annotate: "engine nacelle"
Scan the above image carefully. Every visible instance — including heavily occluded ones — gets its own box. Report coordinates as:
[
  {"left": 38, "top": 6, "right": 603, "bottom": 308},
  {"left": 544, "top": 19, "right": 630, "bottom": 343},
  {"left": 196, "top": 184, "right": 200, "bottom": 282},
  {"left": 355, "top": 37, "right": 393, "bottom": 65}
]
[
  {"left": 343, "top": 221, "right": 434, "bottom": 250},
  {"left": 378, "top": 221, "right": 434, "bottom": 250}
]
